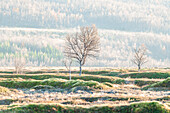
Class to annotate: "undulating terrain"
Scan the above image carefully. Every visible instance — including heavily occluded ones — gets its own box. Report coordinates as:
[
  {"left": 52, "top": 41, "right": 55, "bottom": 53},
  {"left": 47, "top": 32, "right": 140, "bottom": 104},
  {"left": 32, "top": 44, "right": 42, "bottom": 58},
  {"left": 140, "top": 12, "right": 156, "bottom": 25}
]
[
  {"left": 0, "top": 0, "right": 170, "bottom": 112},
  {"left": 0, "top": 68, "right": 170, "bottom": 112}
]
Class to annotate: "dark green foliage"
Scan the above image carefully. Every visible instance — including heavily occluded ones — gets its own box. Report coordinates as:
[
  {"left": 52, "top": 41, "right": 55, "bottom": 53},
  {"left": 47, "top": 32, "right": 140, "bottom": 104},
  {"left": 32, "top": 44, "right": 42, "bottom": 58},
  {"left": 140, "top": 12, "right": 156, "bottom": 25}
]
[
  {"left": 156, "top": 96, "right": 170, "bottom": 101},
  {"left": 0, "top": 71, "right": 13, "bottom": 74},
  {"left": 1, "top": 102, "right": 169, "bottom": 113},
  {"left": 119, "top": 72, "right": 170, "bottom": 79}
]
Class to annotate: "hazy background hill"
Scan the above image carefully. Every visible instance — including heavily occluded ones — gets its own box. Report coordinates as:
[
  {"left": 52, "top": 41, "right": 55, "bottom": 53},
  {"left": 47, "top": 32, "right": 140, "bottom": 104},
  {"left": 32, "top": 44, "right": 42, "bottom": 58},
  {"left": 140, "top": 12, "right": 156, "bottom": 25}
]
[
  {"left": 0, "top": 0, "right": 170, "bottom": 34},
  {"left": 0, "top": 0, "right": 169, "bottom": 67}
]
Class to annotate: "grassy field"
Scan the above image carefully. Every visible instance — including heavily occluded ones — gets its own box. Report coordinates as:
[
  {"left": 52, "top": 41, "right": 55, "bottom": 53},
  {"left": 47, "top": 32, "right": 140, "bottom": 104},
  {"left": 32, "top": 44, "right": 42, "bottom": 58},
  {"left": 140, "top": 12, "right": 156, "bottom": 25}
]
[{"left": 0, "top": 68, "right": 169, "bottom": 112}]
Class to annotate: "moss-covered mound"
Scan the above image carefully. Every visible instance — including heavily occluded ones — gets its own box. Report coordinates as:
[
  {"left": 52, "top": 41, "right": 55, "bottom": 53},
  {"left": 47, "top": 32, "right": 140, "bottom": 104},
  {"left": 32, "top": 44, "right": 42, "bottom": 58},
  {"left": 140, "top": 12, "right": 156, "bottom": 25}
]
[
  {"left": 0, "top": 78, "right": 110, "bottom": 90},
  {"left": 143, "top": 77, "right": 170, "bottom": 90},
  {"left": 119, "top": 72, "right": 170, "bottom": 79},
  {"left": 0, "top": 74, "right": 115, "bottom": 83},
  {"left": 1, "top": 102, "right": 169, "bottom": 113}
]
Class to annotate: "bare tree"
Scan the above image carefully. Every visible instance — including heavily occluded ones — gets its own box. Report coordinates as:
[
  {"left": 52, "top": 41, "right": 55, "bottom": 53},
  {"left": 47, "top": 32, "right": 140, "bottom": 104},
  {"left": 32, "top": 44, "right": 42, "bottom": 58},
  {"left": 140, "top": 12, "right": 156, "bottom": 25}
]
[
  {"left": 64, "top": 25, "right": 100, "bottom": 76},
  {"left": 131, "top": 44, "right": 148, "bottom": 72},
  {"left": 14, "top": 57, "right": 25, "bottom": 74},
  {"left": 14, "top": 43, "right": 26, "bottom": 74},
  {"left": 63, "top": 58, "right": 73, "bottom": 80}
]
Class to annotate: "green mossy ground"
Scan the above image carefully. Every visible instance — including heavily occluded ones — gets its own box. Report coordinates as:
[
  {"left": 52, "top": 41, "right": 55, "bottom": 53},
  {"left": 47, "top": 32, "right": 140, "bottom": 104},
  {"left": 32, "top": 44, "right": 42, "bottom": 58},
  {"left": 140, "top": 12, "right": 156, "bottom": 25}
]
[
  {"left": 0, "top": 78, "right": 110, "bottom": 89},
  {"left": 1, "top": 102, "right": 169, "bottom": 113},
  {"left": 119, "top": 72, "right": 170, "bottom": 79}
]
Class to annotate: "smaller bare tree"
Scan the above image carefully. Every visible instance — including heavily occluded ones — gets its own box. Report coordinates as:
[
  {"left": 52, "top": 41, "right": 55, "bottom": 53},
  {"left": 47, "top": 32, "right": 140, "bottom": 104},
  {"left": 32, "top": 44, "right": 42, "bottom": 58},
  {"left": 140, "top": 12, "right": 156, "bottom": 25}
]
[
  {"left": 63, "top": 58, "right": 73, "bottom": 80},
  {"left": 131, "top": 44, "right": 148, "bottom": 72},
  {"left": 14, "top": 57, "right": 25, "bottom": 74}
]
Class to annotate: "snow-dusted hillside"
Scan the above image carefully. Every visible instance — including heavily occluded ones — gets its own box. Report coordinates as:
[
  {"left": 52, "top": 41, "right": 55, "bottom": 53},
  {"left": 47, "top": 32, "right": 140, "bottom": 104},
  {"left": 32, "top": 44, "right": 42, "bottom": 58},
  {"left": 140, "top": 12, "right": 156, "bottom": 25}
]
[
  {"left": 0, "top": 0, "right": 170, "bottom": 34},
  {"left": 0, "top": 28, "right": 169, "bottom": 67}
]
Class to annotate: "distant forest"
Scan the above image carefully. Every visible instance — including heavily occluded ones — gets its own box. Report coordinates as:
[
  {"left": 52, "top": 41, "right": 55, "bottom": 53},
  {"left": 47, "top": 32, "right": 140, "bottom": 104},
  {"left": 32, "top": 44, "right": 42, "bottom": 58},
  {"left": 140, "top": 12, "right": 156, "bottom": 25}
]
[
  {"left": 0, "top": 28, "right": 169, "bottom": 67},
  {"left": 0, "top": 0, "right": 169, "bottom": 67},
  {"left": 0, "top": 0, "right": 169, "bottom": 34}
]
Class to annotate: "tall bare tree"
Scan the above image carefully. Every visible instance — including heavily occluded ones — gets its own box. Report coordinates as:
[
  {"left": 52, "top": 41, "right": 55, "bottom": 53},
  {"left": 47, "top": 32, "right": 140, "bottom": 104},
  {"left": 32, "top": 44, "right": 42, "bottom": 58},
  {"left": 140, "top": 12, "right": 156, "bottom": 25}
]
[
  {"left": 64, "top": 25, "right": 100, "bottom": 76},
  {"left": 131, "top": 44, "right": 148, "bottom": 72}
]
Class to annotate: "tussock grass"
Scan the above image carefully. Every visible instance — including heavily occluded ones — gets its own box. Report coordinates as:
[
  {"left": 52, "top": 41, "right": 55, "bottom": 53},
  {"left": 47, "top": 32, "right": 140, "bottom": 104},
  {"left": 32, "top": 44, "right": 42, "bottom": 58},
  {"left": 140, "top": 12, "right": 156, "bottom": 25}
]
[
  {"left": 31, "top": 85, "right": 55, "bottom": 90},
  {"left": 0, "top": 74, "right": 115, "bottom": 83},
  {"left": 1, "top": 102, "right": 169, "bottom": 113},
  {"left": 0, "top": 78, "right": 110, "bottom": 90},
  {"left": 119, "top": 72, "right": 170, "bottom": 79},
  {"left": 134, "top": 80, "right": 157, "bottom": 87},
  {"left": 143, "top": 77, "right": 170, "bottom": 90},
  {"left": 0, "top": 86, "right": 11, "bottom": 95},
  {"left": 0, "top": 74, "right": 162, "bottom": 87}
]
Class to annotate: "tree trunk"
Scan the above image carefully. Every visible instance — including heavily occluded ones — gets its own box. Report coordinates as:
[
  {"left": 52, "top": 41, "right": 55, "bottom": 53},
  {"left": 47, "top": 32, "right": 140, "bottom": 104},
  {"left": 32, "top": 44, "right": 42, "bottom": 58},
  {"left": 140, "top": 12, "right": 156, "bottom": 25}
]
[
  {"left": 79, "top": 64, "right": 82, "bottom": 76},
  {"left": 69, "top": 67, "right": 71, "bottom": 80},
  {"left": 138, "top": 65, "right": 141, "bottom": 72}
]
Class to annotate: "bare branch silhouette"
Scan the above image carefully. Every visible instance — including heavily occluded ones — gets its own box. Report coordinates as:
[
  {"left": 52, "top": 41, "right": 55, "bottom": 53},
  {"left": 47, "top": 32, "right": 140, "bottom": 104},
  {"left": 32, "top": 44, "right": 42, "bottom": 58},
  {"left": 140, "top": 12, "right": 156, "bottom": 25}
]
[
  {"left": 132, "top": 44, "right": 148, "bottom": 72},
  {"left": 64, "top": 25, "right": 100, "bottom": 76}
]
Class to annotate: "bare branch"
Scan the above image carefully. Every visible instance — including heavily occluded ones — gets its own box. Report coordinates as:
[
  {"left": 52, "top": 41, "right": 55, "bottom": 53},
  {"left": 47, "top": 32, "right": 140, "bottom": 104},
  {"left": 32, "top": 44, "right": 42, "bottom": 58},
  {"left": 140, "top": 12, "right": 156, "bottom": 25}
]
[
  {"left": 64, "top": 25, "right": 100, "bottom": 76},
  {"left": 131, "top": 44, "right": 148, "bottom": 72}
]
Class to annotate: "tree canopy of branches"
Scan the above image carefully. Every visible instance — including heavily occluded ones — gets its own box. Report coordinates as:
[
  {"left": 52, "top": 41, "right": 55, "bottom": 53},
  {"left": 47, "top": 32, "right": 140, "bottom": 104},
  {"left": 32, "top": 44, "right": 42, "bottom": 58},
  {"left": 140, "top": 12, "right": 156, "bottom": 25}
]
[
  {"left": 131, "top": 44, "right": 148, "bottom": 72},
  {"left": 64, "top": 25, "right": 100, "bottom": 76}
]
